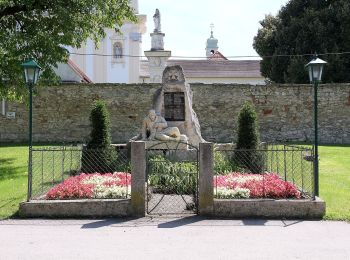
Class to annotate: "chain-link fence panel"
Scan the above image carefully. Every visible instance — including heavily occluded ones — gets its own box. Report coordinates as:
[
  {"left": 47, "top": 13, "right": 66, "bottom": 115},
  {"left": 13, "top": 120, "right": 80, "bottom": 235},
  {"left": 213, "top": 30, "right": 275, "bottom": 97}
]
[
  {"left": 30, "top": 146, "right": 131, "bottom": 200},
  {"left": 214, "top": 144, "right": 314, "bottom": 199}
]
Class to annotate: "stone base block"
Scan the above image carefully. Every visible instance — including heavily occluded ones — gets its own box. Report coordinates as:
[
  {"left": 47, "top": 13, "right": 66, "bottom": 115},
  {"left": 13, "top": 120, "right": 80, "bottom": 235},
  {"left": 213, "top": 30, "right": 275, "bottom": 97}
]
[
  {"left": 145, "top": 141, "right": 188, "bottom": 150},
  {"left": 213, "top": 197, "right": 325, "bottom": 219},
  {"left": 214, "top": 143, "right": 235, "bottom": 151},
  {"left": 19, "top": 199, "right": 131, "bottom": 218}
]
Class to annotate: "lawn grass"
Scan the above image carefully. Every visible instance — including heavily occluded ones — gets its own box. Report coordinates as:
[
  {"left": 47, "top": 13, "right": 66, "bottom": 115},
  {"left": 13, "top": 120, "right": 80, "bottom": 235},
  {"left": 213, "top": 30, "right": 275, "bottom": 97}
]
[
  {"left": 319, "top": 145, "right": 350, "bottom": 221},
  {"left": 0, "top": 144, "right": 349, "bottom": 220},
  {"left": 0, "top": 143, "right": 78, "bottom": 218},
  {"left": 0, "top": 145, "right": 28, "bottom": 218}
]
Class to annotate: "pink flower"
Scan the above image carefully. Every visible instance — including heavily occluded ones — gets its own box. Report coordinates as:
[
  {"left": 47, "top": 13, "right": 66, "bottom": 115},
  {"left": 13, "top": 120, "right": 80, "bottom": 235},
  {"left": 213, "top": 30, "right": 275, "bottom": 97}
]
[
  {"left": 46, "top": 172, "right": 131, "bottom": 200},
  {"left": 214, "top": 172, "right": 301, "bottom": 199}
]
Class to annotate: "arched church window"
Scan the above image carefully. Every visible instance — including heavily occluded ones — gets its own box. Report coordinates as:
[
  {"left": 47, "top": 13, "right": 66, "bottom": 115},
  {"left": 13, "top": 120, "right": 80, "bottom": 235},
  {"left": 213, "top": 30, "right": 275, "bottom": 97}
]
[{"left": 114, "top": 42, "right": 123, "bottom": 59}]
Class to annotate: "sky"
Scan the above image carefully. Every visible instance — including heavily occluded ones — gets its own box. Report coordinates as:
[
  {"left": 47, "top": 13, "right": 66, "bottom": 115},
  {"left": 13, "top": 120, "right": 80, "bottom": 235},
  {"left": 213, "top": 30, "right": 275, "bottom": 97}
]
[{"left": 139, "top": 0, "right": 290, "bottom": 59}]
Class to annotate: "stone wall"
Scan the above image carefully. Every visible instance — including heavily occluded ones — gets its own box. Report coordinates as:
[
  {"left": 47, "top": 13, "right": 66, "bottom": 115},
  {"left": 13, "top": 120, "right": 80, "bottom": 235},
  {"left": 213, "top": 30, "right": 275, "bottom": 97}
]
[
  {"left": 1, "top": 83, "right": 349, "bottom": 144},
  {"left": 191, "top": 83, "right": 350, "bottom": 143},
  {"left": 0, "top": 84, "right": 160, "bottom": 143}
]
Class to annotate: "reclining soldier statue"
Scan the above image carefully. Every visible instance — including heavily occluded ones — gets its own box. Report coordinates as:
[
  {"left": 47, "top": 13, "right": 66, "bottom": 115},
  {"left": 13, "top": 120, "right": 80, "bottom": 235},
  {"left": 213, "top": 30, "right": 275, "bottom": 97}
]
[{"left": 132, "top": 109, "right": 188, "bottom": 142}]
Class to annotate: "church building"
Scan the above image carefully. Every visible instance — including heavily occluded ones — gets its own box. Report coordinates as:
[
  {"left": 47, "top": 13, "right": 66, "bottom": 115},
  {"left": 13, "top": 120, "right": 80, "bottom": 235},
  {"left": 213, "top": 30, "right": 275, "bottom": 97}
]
[
  {"left": 55, "top": 1, "right": 264, "bottom": 85},
  {"left": 55, "top": 0, "right": 146, "bottom": 84}
]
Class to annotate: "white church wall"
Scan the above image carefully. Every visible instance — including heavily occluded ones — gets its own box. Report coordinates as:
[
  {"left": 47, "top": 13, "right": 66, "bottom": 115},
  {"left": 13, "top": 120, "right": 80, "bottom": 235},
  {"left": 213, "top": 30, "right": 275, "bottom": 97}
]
[
  {"left": 85, "top": 40, "right": 94, "bottom": 81},
  {"left": 107, "top": 29, "right": 129, "bottom": 83},
  {"left": 65, "top": 0, "right": 146, "bottom": 84}
]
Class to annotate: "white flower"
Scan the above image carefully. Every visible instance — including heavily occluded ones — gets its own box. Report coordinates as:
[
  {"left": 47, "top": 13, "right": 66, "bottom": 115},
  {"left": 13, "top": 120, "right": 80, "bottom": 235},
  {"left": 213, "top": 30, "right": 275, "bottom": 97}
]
[
  {"left": 81, "top": 174, "right": 131, "bottom": 199},
  {"left": 93, "top": 184, "right": 131, "bottom": 199},
  {"left": 227, "top": 175, "right": 262, "bottom": 184},
  {"left": 216, "top": 187, "right": 250, "bottom": 199}
]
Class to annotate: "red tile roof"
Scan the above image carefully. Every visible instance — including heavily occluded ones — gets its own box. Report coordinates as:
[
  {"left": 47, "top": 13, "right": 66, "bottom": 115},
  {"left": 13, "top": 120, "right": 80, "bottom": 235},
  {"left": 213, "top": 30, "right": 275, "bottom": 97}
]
[
  {"left": 208, "top": 51, "right": 228, "bottom": 60},
  {"left": 140, "top": 59, "right": 262, "bottom": 78},
  {"left": 67, "top": 59, "right": 93, "bottom": 83}
]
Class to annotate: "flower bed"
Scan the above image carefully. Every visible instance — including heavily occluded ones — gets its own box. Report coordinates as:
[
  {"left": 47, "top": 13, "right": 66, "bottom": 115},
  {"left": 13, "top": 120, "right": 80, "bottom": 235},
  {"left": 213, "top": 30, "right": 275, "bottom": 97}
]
[
  {"left": 214, "top": 173, "right": 301, "bottom": 199},
  {"left": 46, "top": 172, "right": 131, "bottom": 200}
]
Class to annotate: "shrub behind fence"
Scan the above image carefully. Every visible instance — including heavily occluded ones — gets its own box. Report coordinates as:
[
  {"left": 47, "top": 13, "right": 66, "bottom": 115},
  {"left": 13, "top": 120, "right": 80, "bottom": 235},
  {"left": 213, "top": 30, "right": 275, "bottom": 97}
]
[{"left": 28, "top": 144, "right": 314, "bottom": 201}]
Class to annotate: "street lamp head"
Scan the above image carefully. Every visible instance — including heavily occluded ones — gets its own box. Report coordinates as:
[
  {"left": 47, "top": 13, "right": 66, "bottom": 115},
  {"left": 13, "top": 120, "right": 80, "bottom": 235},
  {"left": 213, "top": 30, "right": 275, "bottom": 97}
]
[
  {"left": 305, "top": 56, "right": 327, "bottom": 83},
  {"left": 21, "top": 59, "right": 42, "bottom": 85}
]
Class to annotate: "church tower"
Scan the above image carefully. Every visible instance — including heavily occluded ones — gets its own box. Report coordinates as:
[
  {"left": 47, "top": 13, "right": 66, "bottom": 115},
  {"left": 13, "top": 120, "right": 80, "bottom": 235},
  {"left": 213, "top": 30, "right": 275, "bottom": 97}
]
[{"left": 205, "top": 23, "right": 219, "bottom": 58}]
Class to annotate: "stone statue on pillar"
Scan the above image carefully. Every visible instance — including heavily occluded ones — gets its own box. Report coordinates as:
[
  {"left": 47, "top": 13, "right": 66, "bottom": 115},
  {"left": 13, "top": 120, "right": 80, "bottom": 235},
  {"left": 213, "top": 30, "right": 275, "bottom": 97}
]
[
  {"left": 144, "top": 8, "right": 171, "bottom": 83},
  {"left": 150, "top": 9, "right": 164, "bottom": 51},
  {"left": 153, "top": 9, "right": 161, "bottom": 33}
]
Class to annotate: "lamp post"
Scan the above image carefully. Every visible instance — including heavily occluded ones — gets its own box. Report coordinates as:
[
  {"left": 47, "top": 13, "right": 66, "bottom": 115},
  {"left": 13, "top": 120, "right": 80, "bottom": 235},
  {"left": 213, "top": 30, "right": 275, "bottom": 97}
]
[
  {"left": 305, "top": 56, "right": 327, "bottom": 198},
  {"left": 21, "top": 59, "right": 41, "bottom": 201}
]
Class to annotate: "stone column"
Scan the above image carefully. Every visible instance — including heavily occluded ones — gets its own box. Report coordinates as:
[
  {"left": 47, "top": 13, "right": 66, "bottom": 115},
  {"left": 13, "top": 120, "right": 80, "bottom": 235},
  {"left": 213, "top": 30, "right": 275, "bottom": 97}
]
[
  {"left": 131, "top": 141, "right": 146, "bottom": 217},
  {"left": 144, "top": 50, "right": 171, "bottom": 83},
  {"left": 198, "top": 142, "right": 214, "bottom": 216}
]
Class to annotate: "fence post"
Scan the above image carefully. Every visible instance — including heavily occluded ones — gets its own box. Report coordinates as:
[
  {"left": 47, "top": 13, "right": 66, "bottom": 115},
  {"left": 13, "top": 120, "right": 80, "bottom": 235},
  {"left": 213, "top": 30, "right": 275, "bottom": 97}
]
[
  {"left": 199, "top": 142, "right": 214, "bottom": 216},
  {"left": 131, "top": 141, "right": 146, "bottom": 217},
  {"left": 27, "top": 147, "right": 33, "bottom": 201}
]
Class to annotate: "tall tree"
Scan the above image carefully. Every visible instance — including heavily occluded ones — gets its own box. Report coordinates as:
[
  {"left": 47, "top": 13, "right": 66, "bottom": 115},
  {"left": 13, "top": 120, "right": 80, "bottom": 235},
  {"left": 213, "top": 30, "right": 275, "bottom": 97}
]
[
  {"left": 253, "top": 0, "right": 350, "bottom": 83},
  {"left": 0, "top": 0, "right": 136, "bottom": 100}
]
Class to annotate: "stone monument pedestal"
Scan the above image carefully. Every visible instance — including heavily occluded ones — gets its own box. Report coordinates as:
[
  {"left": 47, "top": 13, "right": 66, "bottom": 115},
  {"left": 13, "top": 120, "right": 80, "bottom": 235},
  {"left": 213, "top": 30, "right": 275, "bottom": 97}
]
[
  {"left": 145, "top": 140, "right": 188, "bottom": 150},
  {"left": 150, "top": 32, "right": 165, "bottom": 51},
  {"left": 144, "top": 50, "right": 171, "bottom": 83},
  {"left": 144, "top": 140, "right": 198, "bottom": 161}
]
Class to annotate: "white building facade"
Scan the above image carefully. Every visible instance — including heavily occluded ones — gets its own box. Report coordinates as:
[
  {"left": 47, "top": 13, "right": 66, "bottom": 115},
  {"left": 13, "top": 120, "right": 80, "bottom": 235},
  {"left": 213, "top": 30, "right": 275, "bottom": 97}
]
[
  {"left": 56, "top": 3, "right": 265, "bottom": 85},
  {"left": 67, "top": 0, "right": 146, "bottom": 83}
]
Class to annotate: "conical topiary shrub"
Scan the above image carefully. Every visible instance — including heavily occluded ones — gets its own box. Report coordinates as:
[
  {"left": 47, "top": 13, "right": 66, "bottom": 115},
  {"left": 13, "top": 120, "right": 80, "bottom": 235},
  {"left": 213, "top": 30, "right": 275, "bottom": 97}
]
[
  {"left": 235, "top": 101, "right": 264, "bottom": 173},
  {"left": 82, "top": 100, "right": 117, "bottom": 173},
  {"left": 87, "top": 100, "right": 111, "bottom": 149}
]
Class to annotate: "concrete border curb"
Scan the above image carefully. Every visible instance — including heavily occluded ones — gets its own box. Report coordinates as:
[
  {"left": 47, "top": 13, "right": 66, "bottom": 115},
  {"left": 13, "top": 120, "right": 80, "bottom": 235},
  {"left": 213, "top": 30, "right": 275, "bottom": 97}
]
[
  {"left": 19, "top": 199, "right": 131, "bottom": 218},
  {"left": 213, "top": 197, "right": 325, "bottom": 219}
]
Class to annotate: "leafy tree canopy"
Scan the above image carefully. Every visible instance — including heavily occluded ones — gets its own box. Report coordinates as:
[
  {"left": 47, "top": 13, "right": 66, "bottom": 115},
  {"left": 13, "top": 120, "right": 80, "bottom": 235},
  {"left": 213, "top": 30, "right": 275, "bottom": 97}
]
[
  {"left": 253, "top": 0, "right": 350, "bottom": 83},
  {"left": 0, "top": 0, "right": 136, "bottom": 100}
]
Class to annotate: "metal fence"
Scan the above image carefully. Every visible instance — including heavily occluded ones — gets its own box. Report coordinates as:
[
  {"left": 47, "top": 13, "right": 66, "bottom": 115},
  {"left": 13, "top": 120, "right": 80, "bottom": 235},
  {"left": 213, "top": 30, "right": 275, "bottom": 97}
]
[
  {"left": 28, "top": 143, "right": 314, "bottom": 202},
  {"left": 214, "top": 144, "right": 314, "bottom": 199},
  {"left": 146, "top": 142, "right": 199, "bottom": 215},
  {"left": 29, "top": 145, "right": 130, "bottom": 200}
]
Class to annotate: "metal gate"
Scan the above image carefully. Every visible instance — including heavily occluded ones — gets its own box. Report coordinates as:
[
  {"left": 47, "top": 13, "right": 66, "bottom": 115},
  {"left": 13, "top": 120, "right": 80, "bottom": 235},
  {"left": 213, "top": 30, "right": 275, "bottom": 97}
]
[{"left": 146, "top": 141, "right": 199, "bottom": 215}]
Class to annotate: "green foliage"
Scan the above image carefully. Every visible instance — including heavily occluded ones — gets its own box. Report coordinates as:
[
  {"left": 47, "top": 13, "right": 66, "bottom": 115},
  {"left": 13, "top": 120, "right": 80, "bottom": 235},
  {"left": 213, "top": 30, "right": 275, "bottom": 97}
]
[
  {"left": 235, "top": 102, "right": 263, "bottom": 173},
  {"left": 214, "top": 150, "right": 241, "bottom": 175},
  {"left": 82, "top": 100, "right": 117, "bottom": 173},
  {"left": 0, "top": 0, "right": 136, "bottom": 99},
  {"left": 253, "top": 0, "right": 350, "bottom": 83},
  {"left": 148, "top": 155, "right": 197, "bottom": 195},
  {"left": 236, "top": 102, "right": 260, "bottom": 150},
  {"left": 87, "top": 100, "right": 111, "bottom": 149}
]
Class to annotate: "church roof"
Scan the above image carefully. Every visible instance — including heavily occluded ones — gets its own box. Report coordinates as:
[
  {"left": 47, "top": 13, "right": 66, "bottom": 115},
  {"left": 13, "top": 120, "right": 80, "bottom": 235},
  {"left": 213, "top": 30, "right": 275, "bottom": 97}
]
[
  {"left": 67, "top": 59, "right": 93, "bottom": 83},
  {"left": 54, "top": 59, "right": 93, "bottom": 83},
  {"left": 140, "top": 59, "right": 262, "bottom": 78},
  {"left": 208, "top": 51, "right": 228, "bottom": 60}
]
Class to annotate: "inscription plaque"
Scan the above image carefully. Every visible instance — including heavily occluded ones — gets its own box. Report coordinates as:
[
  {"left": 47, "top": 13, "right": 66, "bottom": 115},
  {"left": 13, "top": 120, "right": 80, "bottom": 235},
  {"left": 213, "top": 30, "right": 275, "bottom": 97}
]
[{"left": 164, "top": 92, "right": 185, "bottom": 121}]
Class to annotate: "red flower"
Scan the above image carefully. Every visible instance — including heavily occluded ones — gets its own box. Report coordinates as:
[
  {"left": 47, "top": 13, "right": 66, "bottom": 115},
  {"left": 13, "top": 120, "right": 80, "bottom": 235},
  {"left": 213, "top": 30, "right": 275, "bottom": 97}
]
[
  {"left": 46, "top": 172, "right": 131, "bottom": 200},
  {"left": 214, "top": 173, "right": 301, "bottom": 199}
]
